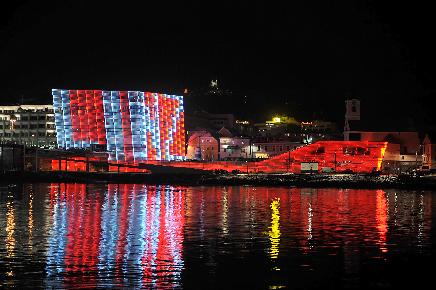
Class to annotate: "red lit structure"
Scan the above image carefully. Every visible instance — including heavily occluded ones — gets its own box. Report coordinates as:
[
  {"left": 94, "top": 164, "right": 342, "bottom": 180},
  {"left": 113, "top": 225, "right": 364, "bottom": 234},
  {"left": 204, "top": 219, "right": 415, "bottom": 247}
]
[
  {"left": 254, "top": 140, "right": 387, "bottom": 173},
  {"left": 144, "top": 141, "right": 388, "bottom": 173},
  {"left": 50, "top": 139, "right": 387, "bottom": 174}
]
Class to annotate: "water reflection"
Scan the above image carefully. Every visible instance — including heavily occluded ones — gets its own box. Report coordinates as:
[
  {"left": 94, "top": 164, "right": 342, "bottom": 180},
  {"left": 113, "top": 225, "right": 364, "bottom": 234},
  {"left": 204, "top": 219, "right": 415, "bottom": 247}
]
[
  {"left": 6, "top": 200, "right": 16, "bottom": 259},
  {"left": 28, "top": 187, "right": 34, "bottom": 251},
  {"left": 0, "top": 184, "right": 434, "bottom": 288},
  {"left": 45, "top": 184, "right": 185, "bottom": 288},
  {"left": 376, "top": 190, "right": 388, "bottom": 253},
  {"left": 269, "top": 198, "right": 280, "bottom": 261}
]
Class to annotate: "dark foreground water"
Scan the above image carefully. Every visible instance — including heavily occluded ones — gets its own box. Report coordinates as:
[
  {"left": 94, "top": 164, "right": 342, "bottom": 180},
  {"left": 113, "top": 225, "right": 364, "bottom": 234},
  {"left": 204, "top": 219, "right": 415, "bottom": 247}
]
[{"left": 0, "top": 184, "right": 435, "bottom": 289}]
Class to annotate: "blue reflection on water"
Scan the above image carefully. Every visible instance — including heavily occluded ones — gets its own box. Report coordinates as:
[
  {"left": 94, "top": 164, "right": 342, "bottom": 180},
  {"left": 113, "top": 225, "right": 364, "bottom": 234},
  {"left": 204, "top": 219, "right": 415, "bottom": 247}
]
[
  {"left": 45, "top": 186, "right": 68, "bottom": 288},
  {"left": 41, "top": 184, "right": 185, "bottom": 288}
]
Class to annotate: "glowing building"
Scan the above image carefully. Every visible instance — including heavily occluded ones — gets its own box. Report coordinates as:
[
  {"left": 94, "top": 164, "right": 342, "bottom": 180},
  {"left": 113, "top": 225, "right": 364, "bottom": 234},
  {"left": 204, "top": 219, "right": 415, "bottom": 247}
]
[
  {"left": 142, "top": 140, "right": 388, "bottom": 173},
  {"left": 0, "top": 105, "right": 56, "bottom": 147},
  {"left": 52, "top": 89, "right": 185, "bottom": 162}
]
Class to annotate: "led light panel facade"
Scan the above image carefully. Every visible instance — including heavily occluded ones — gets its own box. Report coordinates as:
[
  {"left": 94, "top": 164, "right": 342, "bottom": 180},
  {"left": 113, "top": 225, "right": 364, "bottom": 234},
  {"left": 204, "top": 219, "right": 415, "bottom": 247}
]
[{"left": 52, "top": 89, "right": 185, "bottom": 162}]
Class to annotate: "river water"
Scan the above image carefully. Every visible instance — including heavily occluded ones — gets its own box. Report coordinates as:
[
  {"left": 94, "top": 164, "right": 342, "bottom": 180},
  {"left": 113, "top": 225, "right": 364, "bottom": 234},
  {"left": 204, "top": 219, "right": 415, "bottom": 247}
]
[{"left": 0, "top": 184, "right": 434, "bottom": 289}]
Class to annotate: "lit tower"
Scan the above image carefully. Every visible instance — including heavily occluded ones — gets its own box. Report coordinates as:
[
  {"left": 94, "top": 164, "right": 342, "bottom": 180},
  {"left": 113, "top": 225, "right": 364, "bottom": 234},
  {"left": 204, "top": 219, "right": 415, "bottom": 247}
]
[{"left": 344, "top": 99, "right": 360, "bottom": 141}]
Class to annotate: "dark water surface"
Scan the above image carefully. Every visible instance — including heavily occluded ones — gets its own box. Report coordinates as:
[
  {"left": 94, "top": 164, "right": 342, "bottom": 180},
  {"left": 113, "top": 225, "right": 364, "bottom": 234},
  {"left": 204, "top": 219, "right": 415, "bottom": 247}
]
[{"left": 0, "top": 184, "right": 434, "bottom": 289}]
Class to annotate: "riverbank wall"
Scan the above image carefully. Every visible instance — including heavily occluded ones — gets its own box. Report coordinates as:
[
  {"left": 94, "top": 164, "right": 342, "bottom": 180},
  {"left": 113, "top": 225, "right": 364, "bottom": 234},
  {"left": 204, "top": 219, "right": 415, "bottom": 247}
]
[{"left": 1, "top": 171, "right": 436, "bottom": 189}]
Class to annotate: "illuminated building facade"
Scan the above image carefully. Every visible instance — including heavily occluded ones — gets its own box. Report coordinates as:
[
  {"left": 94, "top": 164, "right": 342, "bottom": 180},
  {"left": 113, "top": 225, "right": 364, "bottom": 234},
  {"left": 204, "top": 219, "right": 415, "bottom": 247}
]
[
  {"left": 251, "top": 138, "right": 302, "bottom": 158},
  {"left": 423, "top": 133, "right": 436, "bottom": 170},
  {"left": 52, "top": 89, "right": 185, "bottom": 162},
  {"left": 0, "top": 105, "right": 56, "bottom": 147},
  {"left": 144, "top": 140, "right": 388, "bottom": 173},
  {"left": 254, "top": 140, "right": 388, "bottom": 173},
  {"left": 255, "top": 115, "right": 300, "bottom": 137},
  {"left": 186, "top": 130, "right": 219, "bottom": 161}
]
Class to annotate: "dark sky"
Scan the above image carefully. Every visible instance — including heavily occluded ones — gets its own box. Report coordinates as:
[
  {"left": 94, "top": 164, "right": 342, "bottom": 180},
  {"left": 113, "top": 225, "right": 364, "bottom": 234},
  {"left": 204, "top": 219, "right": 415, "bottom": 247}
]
[{"left": 0, "top": 1, "right": 434, "bottom": 128}]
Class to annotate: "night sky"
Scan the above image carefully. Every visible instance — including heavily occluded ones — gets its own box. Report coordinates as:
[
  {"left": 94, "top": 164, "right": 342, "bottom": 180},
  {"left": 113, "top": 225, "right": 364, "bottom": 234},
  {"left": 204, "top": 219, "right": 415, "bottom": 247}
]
[{"left": 0, "top": 1, "right": 434, "bottom": 129}]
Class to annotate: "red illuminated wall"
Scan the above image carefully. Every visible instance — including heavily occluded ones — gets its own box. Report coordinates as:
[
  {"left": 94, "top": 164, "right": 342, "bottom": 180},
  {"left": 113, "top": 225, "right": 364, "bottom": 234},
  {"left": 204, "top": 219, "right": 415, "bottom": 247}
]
[
  {"left": 68, "top": 90, "right": 106, "bottom": 146},
  {"left": 255, "top": 140, "right": 388, "bottom": 173},
  {"left": 50, "top": 141, "right": 387, "bottom": 174},
  {"left": 145, "top": 141, "right": 388, "bottom": 173}
]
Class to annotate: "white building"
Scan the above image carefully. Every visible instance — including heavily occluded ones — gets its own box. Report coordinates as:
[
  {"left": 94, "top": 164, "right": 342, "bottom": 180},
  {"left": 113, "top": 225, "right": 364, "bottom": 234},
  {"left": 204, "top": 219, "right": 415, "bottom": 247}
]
[
  {"left": 0, "top": 105, "right": 56, "bottom": 147},
  {"left": 252, "top": 139, "right": 302, "bottom": 158},
  {"left": 219, "top": 137, "right": 251, "bottom": 160}
]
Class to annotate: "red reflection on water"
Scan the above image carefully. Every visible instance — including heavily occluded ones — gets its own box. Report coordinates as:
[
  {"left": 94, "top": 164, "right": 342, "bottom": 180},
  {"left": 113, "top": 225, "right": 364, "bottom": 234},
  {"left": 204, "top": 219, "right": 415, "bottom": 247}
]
[
  {"left": 184, "top": 187, "right": 393, "bottom": 257},
  {"left": 63, "top": 184, "right": 102, "bottom": 287},
  {"left": 376, "top": 190, "right": 388, "bottom": 253},
  {"left": 112, "top": 183, "right": 131, "bottom": 285},
  {"left": 48, "top": 183, "right": 185, "bottom": 288},
  {"left": 45, "top": 184, "right": 433, "bottom": 288}
]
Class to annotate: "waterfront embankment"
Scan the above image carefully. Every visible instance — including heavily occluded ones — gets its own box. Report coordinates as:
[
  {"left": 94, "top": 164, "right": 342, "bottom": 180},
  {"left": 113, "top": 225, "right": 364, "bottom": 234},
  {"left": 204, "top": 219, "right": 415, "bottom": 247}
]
[{"left": 1, "top": 171, "right": 436, "bottom": 189}]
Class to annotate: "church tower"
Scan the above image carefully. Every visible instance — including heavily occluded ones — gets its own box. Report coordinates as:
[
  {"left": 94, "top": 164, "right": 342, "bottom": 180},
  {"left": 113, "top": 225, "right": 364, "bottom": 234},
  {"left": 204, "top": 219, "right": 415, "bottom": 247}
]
[{"left": 344, "top": 99, "right": 360, "bottom": 140}]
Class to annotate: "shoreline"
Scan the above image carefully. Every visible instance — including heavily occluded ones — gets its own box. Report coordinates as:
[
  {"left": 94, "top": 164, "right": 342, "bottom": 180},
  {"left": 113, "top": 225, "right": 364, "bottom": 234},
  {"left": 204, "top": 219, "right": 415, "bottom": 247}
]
[{"left": 1, "top": 171, "right": 436, "bottom": 189}]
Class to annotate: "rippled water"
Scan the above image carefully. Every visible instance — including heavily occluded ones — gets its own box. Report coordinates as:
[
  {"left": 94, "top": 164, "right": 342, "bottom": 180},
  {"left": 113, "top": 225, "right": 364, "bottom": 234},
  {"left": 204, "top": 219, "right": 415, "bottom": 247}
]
[{"left": 0, "top": 184, "right": 434, "bottom": 289}]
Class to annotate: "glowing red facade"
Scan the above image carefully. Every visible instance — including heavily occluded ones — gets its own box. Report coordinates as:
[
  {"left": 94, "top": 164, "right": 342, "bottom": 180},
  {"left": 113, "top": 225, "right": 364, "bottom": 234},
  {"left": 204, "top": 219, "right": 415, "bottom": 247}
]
[{"left": 146, "top": 141, "right": 388, "bottom": 173}]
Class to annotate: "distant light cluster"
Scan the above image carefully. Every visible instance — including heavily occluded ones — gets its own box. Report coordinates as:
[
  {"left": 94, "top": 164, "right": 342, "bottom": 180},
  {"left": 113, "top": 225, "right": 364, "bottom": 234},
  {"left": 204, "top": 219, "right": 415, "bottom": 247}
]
[{"left": 52, "top": 89, "right": 185, "bottom": 162}]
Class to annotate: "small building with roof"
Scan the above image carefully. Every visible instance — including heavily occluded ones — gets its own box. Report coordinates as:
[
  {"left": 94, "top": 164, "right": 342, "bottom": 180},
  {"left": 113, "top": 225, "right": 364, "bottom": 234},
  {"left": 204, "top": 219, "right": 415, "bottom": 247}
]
[{"left": 423, "top": 132, "right": 436, "bottom": 170}]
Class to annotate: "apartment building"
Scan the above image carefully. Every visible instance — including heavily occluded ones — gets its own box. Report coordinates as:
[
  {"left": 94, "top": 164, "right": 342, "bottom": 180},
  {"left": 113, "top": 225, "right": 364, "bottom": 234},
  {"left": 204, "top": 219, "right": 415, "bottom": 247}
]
[{"left": 0, "top": 105, "right": 56, "bottom": 147}]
